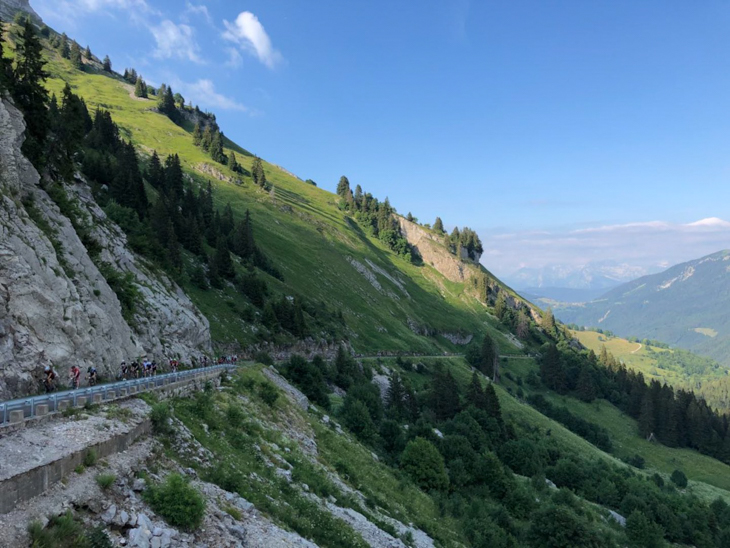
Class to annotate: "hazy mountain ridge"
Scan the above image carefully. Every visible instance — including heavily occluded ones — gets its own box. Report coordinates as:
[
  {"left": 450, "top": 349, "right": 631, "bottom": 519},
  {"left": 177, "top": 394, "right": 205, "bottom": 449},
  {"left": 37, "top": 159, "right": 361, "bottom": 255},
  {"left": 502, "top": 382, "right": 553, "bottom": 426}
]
[{"left": 556, "top": 249, "right": 730, "bottom": 365}]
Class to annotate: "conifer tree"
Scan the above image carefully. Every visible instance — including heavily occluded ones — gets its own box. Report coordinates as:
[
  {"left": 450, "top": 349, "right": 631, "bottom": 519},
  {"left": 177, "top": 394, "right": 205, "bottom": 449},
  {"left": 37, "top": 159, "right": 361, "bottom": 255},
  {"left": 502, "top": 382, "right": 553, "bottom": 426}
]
[
  {"left": 213, "top": 235, "right": 235, "bottom": 279},
  {"left": 576, "top": 367, "right": 596, "bottom": 402},
  {"left": 209, "top": 130, "right": 226, "bottom": 163},
  {"left": 406, "top": 212, "right": 414, "bottom": 222},
  {"left": 232, "top": 209, "right": 255, "bottom": 260},
  {"left": 0, "top": 18, "right": 11, "bottom": 93},
  {"left": 201, "top": 125, "right": 213, "bottom": 151},
  {"left": 466, "top": 371, "right": 487, "bottom": 410},
  {"left": 59, "top": 33, "right": 70, "bottom": 58},
  {"left": 13, "top": 19, "right": 49, "bottom": 166},
  {"left": 543, "top": 307, "right": 556, "bottom": 336},
  {"left": 433, "top": 217, "right": 444, "bottom": 233},
  {"left": 147, "top": 151, "right": 164, "bottom": 189},
  {"left": 228, "top": 150, "right": 239, "bottom": 172},
  {"left": 84, "top": 45, "right": 91, "bottom": 59},
  {"left": 484, "top": 382, "right": 503, "bottom": 425},
  {"left": 252, "top": 157, "right": 266, "bottom": 188},
  {"left": 516, "top": 309, "right": 529, "bottom": 339},
  {"left": 386, "top": 374, "right": 406, "bottom": 419},
  {"left": 102, "top": 55, "right": 111, "bottom": 72},
  {"left": 134, "top": 76, "right": 147, "bottom": 98},
  {"left": 336, "top": 175, "right": 350, "bottom": 197},
  {"left": 192, "top": 123, "right": 202, "bottom": 146},
  {"left": 494, "top": 291, "right": 507, "bottom": 320}
]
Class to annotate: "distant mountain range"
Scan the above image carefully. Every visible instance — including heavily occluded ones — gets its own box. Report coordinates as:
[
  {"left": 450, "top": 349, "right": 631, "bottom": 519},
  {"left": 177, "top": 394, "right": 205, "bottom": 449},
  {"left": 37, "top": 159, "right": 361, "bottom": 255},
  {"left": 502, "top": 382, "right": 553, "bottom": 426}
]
[
  {"left": 506, "top": 261, "right": 662, "bottom": 303},
  {"left": 554, "top": 250, "right": 730, "bottom": 366}
]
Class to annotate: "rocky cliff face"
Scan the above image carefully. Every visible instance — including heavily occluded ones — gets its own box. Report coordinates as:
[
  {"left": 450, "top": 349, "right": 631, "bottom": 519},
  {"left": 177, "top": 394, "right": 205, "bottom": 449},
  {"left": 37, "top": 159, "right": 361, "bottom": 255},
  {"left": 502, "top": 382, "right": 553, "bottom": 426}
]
[
  {"left": 397, "top": 216, "right": 474, "bottom": 283},
  {"left": 0, "top": 99, "right": 210, "bottom": 398},
  {"left": 0, "top": 0, "right": 40, "bottom": 23}
]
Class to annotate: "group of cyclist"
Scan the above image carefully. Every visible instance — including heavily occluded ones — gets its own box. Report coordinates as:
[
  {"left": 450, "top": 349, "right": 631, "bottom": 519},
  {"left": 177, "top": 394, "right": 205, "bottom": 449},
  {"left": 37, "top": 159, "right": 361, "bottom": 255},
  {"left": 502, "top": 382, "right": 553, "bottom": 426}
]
[{"left": 40, "top": 354, "right": 238, "bottom": 393}]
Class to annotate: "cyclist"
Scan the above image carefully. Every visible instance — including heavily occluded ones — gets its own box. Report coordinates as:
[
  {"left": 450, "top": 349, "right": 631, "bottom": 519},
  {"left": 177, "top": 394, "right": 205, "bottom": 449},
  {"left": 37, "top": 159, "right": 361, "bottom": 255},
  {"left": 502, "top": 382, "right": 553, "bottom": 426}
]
[
  {"left": 86, "top": 366, "right": 98, "bottom": 386},
  {"left": 69, "top": 365, "right": 81, "bottom": 390},
  {"left": 43, "top": 365, "right": 57, "bottom": 393}
]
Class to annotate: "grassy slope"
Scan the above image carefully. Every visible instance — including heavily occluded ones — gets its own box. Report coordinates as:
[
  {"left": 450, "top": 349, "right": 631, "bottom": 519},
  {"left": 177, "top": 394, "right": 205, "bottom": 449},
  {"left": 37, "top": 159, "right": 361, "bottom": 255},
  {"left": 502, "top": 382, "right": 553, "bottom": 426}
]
[
  {"left": 34, "top": 33, "right": 730, "bottom": 510},
  {"left": 500, "top": 355, "right": 730, "bottom": 500},
  {"left": 40, "top": 50, "right": 512, "bottom": 353}
]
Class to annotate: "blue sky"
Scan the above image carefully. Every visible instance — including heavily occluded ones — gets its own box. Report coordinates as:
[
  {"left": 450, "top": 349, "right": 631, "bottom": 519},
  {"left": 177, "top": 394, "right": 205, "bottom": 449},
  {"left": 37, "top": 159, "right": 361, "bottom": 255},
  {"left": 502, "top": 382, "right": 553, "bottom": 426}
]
[{"left": 33, "top": 0, "right": 730, "bottom": 278}]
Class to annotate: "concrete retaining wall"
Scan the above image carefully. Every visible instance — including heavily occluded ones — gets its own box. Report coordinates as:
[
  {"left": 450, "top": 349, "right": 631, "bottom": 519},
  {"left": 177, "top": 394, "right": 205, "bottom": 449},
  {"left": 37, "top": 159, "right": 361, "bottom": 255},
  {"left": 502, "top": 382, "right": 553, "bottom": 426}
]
[
  {"left": 0, "top": 418, "right": 151, "bottom": 514},
  {"left": 0, "top": 369, "right": 226, "bottom": 514}
]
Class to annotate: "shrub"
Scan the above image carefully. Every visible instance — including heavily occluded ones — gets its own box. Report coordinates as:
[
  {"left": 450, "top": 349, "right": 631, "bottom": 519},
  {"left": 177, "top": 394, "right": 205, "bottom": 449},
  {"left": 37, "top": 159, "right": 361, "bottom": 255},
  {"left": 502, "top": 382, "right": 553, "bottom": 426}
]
[
  {"left": 670, "top": 469, "right": 688, "bottom": 488},
  {"left": 150, "top": 402, "right": 172, "bottom": 435},
  {"left": 254, "top": 351, "right": 274, "bottom": 365},
  {"left": 626, "top": 510, "right": 665, "bottom": 548},
  {"left": 96, "top": 473, "right": 116, "bottom": 490},
  {"left": 258, "top": 382, "right": 279, "bottom": 406},
  {"left": 340, "top": 398, "right": 376, "bottom": 442},
  {"left": 400, "top": 437, "right": 449, "bottom": 492},
  {"left": 144, "top": 473, "right": 206, "bottom": 531},
  {"left": 83, "top": 449, "right": 97, "bottom": 467}
]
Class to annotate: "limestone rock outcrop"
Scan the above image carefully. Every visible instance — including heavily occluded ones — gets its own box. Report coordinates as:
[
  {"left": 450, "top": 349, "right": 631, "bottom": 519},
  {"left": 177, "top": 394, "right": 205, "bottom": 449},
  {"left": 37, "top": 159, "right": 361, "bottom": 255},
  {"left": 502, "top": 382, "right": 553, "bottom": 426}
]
[
  {"left": 0, "top": 0, "right": 40, "bottom": 24},
  {"left": 397, "top": 216, "right": 474, "bottom": 282},
  {"left": 0, "top": 98, "right": 210, "bottom": 398}
]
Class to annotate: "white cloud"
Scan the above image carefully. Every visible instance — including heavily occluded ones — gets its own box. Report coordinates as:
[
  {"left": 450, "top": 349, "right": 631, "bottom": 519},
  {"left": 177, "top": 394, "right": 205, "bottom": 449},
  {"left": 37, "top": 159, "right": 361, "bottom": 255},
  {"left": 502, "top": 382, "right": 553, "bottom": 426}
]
[
  {"left": 480, "top": 217, "right": 730, "bottom": 278},
  {"left": 177, "top": 79, "right": 250, "bottom": 112},
  {"left": 34, "top": 0, "right": 159, "bottom": 27},
  {"left": 685, "top": 217, "right": 730, "bottom": 229},
  {"left": 222, "top": 11, "right": 282, "bottom": 69},
  {"left": 225, "top": 47, "right": 243, "bottom": 68},
  {"left": 182, "top": 2, "right": 213, "bottom": 25},
  {"left": 150, "top": 20, "right": 203, "bottom": 63}
]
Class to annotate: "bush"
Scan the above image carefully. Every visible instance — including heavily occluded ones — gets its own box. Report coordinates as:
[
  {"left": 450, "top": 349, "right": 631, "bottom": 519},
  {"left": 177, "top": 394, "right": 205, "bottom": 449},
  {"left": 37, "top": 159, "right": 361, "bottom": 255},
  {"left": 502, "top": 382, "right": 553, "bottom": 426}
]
[
  {"left": 83, "top": 449, "right": 98, "bottom": 467},
  {"left": 150, "top": 402, "right": 172, "bottom": 435},
  {"left": 96, "top": 473, "right": 116, "bottom": 490},
  {"left": 254, "top": 351, "right": 274, "bottom": 365},
  {"left": 400, "top": 437, "right": 449, "bottom": 492},
  {"left": 144, "top": 473, "right": 206, "bottom": 531},
  {"left": 670, "top": 469, "right": 688, "bottom": 488},
  {"left": 340, "top": 397, "right": 376, "bottom": 442},
  {"left": 258, "top": 382, "right": 279, "bottom": 406},
  {"left": 626, "top": 510, "right": 665, "bottom": 548}
]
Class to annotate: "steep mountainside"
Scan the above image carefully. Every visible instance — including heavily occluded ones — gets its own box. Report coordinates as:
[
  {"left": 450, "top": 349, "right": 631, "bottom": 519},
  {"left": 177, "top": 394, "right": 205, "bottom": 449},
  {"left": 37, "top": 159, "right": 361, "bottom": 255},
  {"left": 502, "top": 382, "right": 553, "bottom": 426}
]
[
  {"left": 556, "top": 250, "right": 730, "bottom": 365},
  {"left": 0, "top": 97, "right": 211, "bottom": 399}
]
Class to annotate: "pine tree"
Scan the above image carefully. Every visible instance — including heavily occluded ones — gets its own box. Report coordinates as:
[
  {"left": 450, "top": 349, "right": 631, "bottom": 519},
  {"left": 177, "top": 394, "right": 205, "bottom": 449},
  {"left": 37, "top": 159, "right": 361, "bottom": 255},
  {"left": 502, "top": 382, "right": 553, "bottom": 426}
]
[
  {"left": 213, "top": 236, "right": 235, "bottom": 279},
  {"left": 262, "top": 302, "right": 279, "bottom": 331},
  {"left": 59, "top": 33, "right": 70, "bottom": 58},
  {"left": 516, "top": 309, "right": 529, "bottom": 339},
  {"left": 134, "top": 76, "right": 147, "bottom": 98},
  {"left": 638, "top": 392, "right": 656, "bottom": 439},
  {"left": 228, "top": 150, "right": 239, "bottom": 172},
  {"left": 479, "top": 334, "right": 497, "bottom": 377},
  {"left": 252, "top": 157, "right": 266, "bottom": 188},
  {"left": 84, "top": 45, "right": 91, "bottom": 59},
  {"left": 158, "top": 84, "right": 177, "bottom": 120},
  {"left": 386, "top": 374, "right": 406, "bottom": 419},
  {"left": 13, "top": 19, "right": 49, "bottom": 166},
  {"left": 102, "top": 55, "right": 111, "bottom": 72},
  {"left": 433, "top": 217, "right": 444, "bottom": 233},
  {"left": 494, "top": 291, "right": 507, "bottom": 320},
  {"left": 147, "top": 151, "right": 164, "bottom": 189},
  {"left": 192, "top": 123, "right": 202, "bottom": 146},
  {"left": 232, "top": 209, "right": 255, "bottom": 260},
  {"left": 163, "top": 154, "right": 183, "bottom": 198},
  {"left": 576, "top": 367, "right": 596, "bottom": 402},
  {"left": 0, "top": 18, "right": 11, "bottom": 93},
  {"left": 202, "top": 125, "right": 214, "bottom": 152},
  {"left": 336, "top": 175, "right": 350, "bottom": 197},
  {"left": 543, "top": 307, "right": 556, "bottom": 336},
  {"left": 221, "top": 203, "right": 234, "bottom": 235},
  {"left": 209, "top": 130, "right": 226, "bottom": 163},
  {"left": 466, "top": 371, "right": 487, "bottom": 410},
  {"left": 484, "top": 382, "right": 503, "bottom": 425}
]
